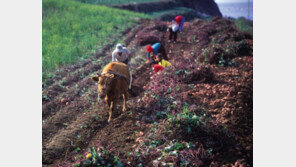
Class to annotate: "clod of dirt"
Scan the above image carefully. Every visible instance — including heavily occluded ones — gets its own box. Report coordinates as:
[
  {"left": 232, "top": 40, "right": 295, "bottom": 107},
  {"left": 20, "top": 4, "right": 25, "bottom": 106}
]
[
  {"left": 148, "top": 23, "right": 168, "bottom": 32},
  {"left": 237, "top": 40, "right": 252, "bottom": 56},
  {"left": 242, "top": 32, "right": 253, "bottom": 40},
  {"left": 60, "top": 98, "right": 66, "bottom": 103},
  {"left": 129, "top": 85, "right": 144, "bottom": 97},
  {"left": 196, "top": 31, "right": 210, "bottom": 46},
  {"left": 208, "top": 47, "right": 226, "bottom": 65},
  {"left": 135, "top": 31, "right": 161, "bottom": 46},
  {"left": 184, "top": 65, "right": 215, "bottom": 84}
]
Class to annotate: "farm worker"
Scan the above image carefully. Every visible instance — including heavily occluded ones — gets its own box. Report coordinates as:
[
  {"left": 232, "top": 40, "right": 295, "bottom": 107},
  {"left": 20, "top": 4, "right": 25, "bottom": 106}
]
[
  {"left": 155, "top": 54, "right": 171, "bottom": 68},
  {"left": 112, "top": 43, "right": 132, "bottom": 66},
  {"left": 150, "top": 60, "right": 164, "bottom": 75},
  {"left": 146, "top": 42, "right": 168, "bottom": 64},
  {"left": 112, "top": 43, "right": 133, "bottom": 89},
  {"left": 175, "top": 15, "right": 185, "bottom": 32},
  {"left": 168, "top": 20, "right": 179, "bottom": 42}
]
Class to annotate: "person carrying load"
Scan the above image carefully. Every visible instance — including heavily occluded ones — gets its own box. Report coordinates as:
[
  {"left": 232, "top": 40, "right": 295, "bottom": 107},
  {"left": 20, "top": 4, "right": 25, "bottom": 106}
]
[
  {"left": 146, "top": 42, "right": 168, "bottom": 64},
  {"left": 112, "top": 43, "right": 132, "bottom": 89}
]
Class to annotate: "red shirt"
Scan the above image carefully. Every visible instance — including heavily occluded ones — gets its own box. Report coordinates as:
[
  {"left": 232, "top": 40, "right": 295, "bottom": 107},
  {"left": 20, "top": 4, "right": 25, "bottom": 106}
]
[{"left": 153, "top": 64, "right": 164, "bottom": 74}]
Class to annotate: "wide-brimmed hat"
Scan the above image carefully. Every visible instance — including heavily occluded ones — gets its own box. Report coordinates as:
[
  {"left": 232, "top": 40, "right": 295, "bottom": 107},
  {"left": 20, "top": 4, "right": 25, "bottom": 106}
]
[
  {"left": 146, "top": 45, "right": 153, "bottom": 53},
  {"left": 116, "top": 43, "right": 123, "bottom": 53}
]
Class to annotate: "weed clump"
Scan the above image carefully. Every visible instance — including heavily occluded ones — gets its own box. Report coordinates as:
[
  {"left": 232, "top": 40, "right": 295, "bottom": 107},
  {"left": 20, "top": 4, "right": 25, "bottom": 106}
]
[{"left": 199, "top": 41, "right": 251, "bottom": 66}]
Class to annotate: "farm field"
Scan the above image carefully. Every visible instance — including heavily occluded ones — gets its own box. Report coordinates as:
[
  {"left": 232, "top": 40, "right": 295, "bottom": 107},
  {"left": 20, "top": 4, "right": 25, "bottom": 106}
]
[
  {"left": 42, "top": 0, "right": 147, "bottom": 84},
  {"left": 146, "top": 7, "right": 204, "bottom": 21},
  {"left": 42, "top": 16, "right": 253, "bottom": 166},
  {"left": 75, "top": 0, "right": 167, "bottom": 5},
  {"left": 147, "top": 7, "right": 195, "bottom": 16}
]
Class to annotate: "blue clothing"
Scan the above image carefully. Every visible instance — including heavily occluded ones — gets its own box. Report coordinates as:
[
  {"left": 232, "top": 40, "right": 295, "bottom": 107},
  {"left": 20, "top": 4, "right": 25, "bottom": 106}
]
[
  {"left": 146, "top": 43, "right": 161, "bottom": 58},
  {"left": 179, "top": 17, "right": 185, "bottom": 31},
  {"left": 152, "top": 43, "right": 161, "bottom": 54}
]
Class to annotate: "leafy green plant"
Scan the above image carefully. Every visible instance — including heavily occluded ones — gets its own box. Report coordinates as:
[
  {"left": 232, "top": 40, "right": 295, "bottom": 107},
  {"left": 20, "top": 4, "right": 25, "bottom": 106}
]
[
  {"left": 167, "top": 103, "right": 207, "bottom": 134},
  {"left": 145, "top": 139, "right": 165, "bottom": 148},
  {"left": 164, "top": 142, "right": 185, "bottom": 152},
  {"left": 218, "top": 54, "right": 226, "bottom": 67},
  {"left": 83, "top": 147, "right": 124, "bottom": 166},
  {"left": 75, "top": 147, "right": 82, "bottom": 153}
]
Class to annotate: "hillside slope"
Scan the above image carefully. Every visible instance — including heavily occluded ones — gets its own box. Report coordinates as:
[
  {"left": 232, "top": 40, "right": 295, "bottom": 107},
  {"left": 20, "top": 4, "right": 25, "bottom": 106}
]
[
  {"left": 42, "top": 17, "right": 252, "bottom": 166},
  {"left": 42, "top": 0, "right": 146, "bottom": 83},
  {"left": 110, "top": 0, "right": 222, "bottom": 17}
]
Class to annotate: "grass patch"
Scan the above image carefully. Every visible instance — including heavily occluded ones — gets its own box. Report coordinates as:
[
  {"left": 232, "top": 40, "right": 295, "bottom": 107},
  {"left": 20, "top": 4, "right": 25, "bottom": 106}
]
[
  {"left": 234, "top": 17, "right": 253, "bottom": 35},
  {"left": 42, "top": 0, "right": 147, "bottom": 81},
  {"left": 76, "top": 0, "right": 166, "bottom": 5},
  {"left": 146, "top": 7, "right": 209, "bottom": 21},
  {"left": 147, "top": 7, "right": 195, "bottom": 17}
]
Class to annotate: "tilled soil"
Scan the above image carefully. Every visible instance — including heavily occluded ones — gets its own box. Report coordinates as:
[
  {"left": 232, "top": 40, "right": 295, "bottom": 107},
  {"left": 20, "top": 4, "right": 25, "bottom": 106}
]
[{"left": 42, "top": 18, "right": 253, "bottom": 166}]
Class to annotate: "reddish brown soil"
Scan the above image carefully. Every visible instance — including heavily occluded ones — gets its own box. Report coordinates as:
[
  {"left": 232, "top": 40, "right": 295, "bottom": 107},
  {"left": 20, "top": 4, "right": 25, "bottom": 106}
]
[{"left": 42, "top": 18, "right": 252, "bottom": 166}]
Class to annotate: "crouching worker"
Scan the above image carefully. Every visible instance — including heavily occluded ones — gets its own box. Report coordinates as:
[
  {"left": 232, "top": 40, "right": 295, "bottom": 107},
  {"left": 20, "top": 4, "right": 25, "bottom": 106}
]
[
  {"left": 150, "top": 60, "right": 164, "bottom": 75},
  {"left": 155, "top": 54, "right": 172, "bottom": 68},
  {"left": 112, "top": 43, "right": 132, "bottom": 89},
  {"left": 146, "top": 42, "right": 168, "bottom": 64}
]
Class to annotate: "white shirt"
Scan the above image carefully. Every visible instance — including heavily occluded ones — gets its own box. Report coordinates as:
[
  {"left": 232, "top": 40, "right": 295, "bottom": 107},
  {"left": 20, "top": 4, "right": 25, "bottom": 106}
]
[
  {"left": 172, "top": 24, "right": 179, "bottom": 32},
  {"left": 112, "top": 47, "right": 131, "bottom": 62}
]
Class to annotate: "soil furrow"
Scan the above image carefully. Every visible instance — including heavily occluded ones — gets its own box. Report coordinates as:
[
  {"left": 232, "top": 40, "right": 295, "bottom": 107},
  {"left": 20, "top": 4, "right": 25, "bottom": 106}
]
[{"left": 43, "top": 59, "right": 151, "bottom": 165}]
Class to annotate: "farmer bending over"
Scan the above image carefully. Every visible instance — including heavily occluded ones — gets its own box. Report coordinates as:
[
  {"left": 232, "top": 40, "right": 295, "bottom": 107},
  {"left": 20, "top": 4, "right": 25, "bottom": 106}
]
[
  {"left": 150, "top": 60, "right": 164, "bottom": 75},
  {"left": 146, "top": 42, "right": 168, "bottom": 64},
  {"left": 112, "top": 43, "right": 131, "bottom": 66},
  {"left": 168, "top": 20, "right": 179, "bottom": 42},
  {"left": 168, "top": 15, "right": 185, "bottom": 42},
  {"left": 112, "top": 43, "right": 133, "bottom": 89}
]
